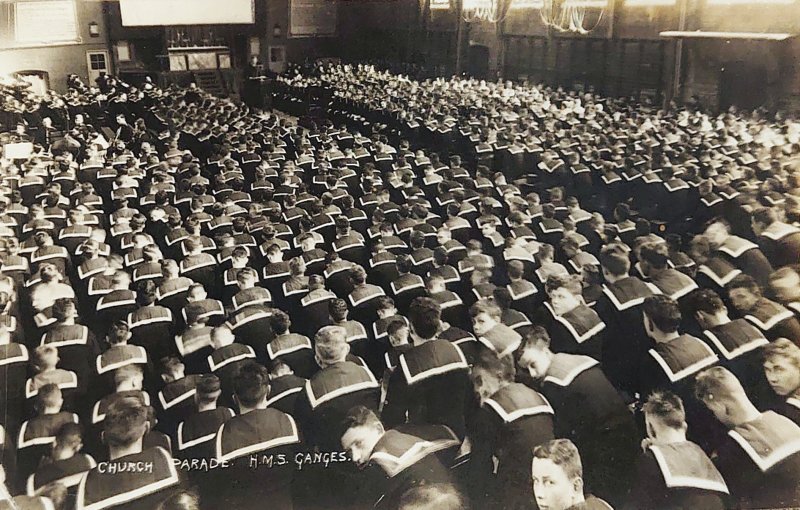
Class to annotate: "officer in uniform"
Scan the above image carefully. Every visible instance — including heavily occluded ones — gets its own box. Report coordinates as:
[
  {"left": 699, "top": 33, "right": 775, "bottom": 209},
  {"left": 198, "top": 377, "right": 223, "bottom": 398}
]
[
  {"left": 383, "top": 298, "right": 470, "bottom": 438},
  {"left": 341, "top": 406, "right": 460, "bottom": 510},
  {"left": 695, "top": 367, "right": 800, "bottom": 509},
  {"left": 467, "top": 350, "right": 555, "bottom": 510},
  {"left": 625, "top": 391, "right": 728, "bottom": 509},
  {"left": 76, "top": 397, "right": 184, "bottom": 510},
  {"left": 212, "top": 362, "right": 301, "bottom": 509},
  {"left": 516, "top": 326, "right": 638, "bottom": 507}
]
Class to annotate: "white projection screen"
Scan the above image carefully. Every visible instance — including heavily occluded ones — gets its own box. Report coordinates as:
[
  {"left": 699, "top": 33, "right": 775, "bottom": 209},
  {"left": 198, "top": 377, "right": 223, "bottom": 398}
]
[{"left": 119, "top": 0, "right": 254, "bottom": 26}]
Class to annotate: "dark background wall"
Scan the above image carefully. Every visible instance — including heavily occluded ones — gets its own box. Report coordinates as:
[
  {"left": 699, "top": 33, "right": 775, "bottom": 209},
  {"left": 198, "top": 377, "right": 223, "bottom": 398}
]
[
  {"left": 1, "top": 0, "right": 798, "bottom": 112},
  {"left": 329, "top": 0, "right": 800, "bottom": 113}
]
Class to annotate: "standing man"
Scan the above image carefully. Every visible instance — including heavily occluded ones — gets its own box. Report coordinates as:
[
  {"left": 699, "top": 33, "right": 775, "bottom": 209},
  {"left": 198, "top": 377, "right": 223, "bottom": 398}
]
[{"left": 243, "top": 55, "right": 264, "bottom": 108}]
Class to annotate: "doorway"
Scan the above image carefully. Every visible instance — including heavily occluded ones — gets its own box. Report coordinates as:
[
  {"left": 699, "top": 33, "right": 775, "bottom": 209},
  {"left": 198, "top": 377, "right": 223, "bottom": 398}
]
[{"left": 86, "top": 50, "right": 110, "bottom": 85}]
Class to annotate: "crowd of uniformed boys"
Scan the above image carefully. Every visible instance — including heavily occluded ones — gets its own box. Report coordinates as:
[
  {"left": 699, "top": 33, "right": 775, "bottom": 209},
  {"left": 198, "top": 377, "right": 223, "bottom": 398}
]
[{"left": 0, "top": 61, "right": 799, "bottom": 510}]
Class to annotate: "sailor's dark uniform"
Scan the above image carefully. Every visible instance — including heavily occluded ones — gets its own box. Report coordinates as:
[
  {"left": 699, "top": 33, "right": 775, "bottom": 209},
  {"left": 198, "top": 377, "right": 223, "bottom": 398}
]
[
  {"left": 157, "top": 374, "right": 201, "bottom": 436},
  {"left": 541, "top": 302, "right": 605, "bottom": 360},
  {"left": 225, "top": 305, "right": 273, "bottom": 361},
  {"left": 468, "top": 383, "right": 555, "bottom": 509},
  {"left": 127, "top": 305, "right": 174, "bottom": 362},
  {"left": 476, "top": 323, "right": 522, "bottom": 359},
  {"left": 27, "top": 452, "right": 96, "bottom": 499},
  {"left": 348, "top": 283, "right": 387, "bottom": 324},
  {"left": 625, "top": 441, "right": 728, "bottom": 510},
  {"left": 538, "top": 353, "right": 638, "bottom": 506},
  {"left": 266, "top": 374, "right": 307, "bottom": 415},
  {"left": 714, "top": 236, "right": 773, "bottom": 288},
  {"left": 640, "top": 334, "right": 725, "bottom": 451},
  {"left": 266, "top": 333, "right": 316, "bottom": 379},
  {"left": 210, "top": 409, "right": 300, "bottom": 509},
  {"left": 357, "top": 425, "right": 460, "bottom": 510},
  {"left": 95, "top": 289, "right": 137, "bottom": 335},
  {"left": 383, "top": 339, "right": 470, "bottom": 438},
  {"left": 713, "top": 411, "right": 800, "bottom": 509},
  {"left": 41, "top": 323, "right": 98, "bottom": 389},
  {"left": 294, "top": 360, "right": 380, "bottom": 451},
  {"left": 17, "top": 412, "right": 80, "bottom": 481},
  {"left": 0, "top": 341, "right": 29, "bottom": 431},
  {"left": 758, "top": 222, "right": 800, "bottom": 268},
  {"left": 741, "top": 298, "right": 800, "bottom": 344},
  {"left": 175, "top": 325, "right": 214, "bottom": 375},
  {"left": 506, "top": 279, "right": 540, "bottom": 318},
  {"left": 156, "top": 276, "right": 194, "bottom": 316},
  {"left": 702, "top": 320, "right": 771, "bottom": 406},
  {"left": 389, "top": 273, "right": 426, "bottom": 311},
  {"left": 207, "top": 343, "right": 256, "bottom": 405},
  {"left": 176, "top": 407, "right": 234, "bottom": 462},
  {"left": 181, "top": 298, "right": 225, "bottom": 328},
  {"left": 595, "top": 276, "right": 660, "bottom": 392},
  {"left": 95, "top": 344, "right": 148, "bottom": 386},
  {"left": 75, "top": 447, "right": 184, "bottom": 510}
]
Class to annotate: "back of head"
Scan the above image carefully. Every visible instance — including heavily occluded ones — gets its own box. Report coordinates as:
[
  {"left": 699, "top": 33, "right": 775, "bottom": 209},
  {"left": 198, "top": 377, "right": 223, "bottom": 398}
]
[
  {"left": 114, "top": 363, "right": 144, "bottom": 389},
  {"left": 599, "top": 245, "right": 630, "bottom": 277},
  {"left": 156, "top": 491, "right": 201, "bottom": 510},
  {"left": 328, "top": 298, "right": 349, "bottom": 322},
  {"left": 314, "top": 326, "right": 349, "bottom": 365},
  {"left": 642, "top": 390, "right": 686, "bottom": 430},
  {"left": 196, "top": 373, "right": 222, "bottom": 406},
  {"left": 103, "top": 397, "right": 149, "bottom": 448},
  {"left": 643, "top": 295, "right": 682, "bottom": 334},
  {"left": 36, "top": 384, "right": 62, "bottom": 412},
  {"left": 233, "top": 361, "right": 270, "bottom": 409},
  {"left": 473, "top": 349, "right": 515, "bottom": 384},
  {"left": 407, "top": 297, "right": 442, "bottom": 340},
  {"left": 694, "top": 366, "right": 746, "bottom": 406},
  {"left": 685, "top": 288, "right": 725, "bottom": 318},
  {"left": 639, "top": 242, "right": 670, "bottom": 271},
  {"left": 397, "top": 483, "right": 469, "bottom": 510}
]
